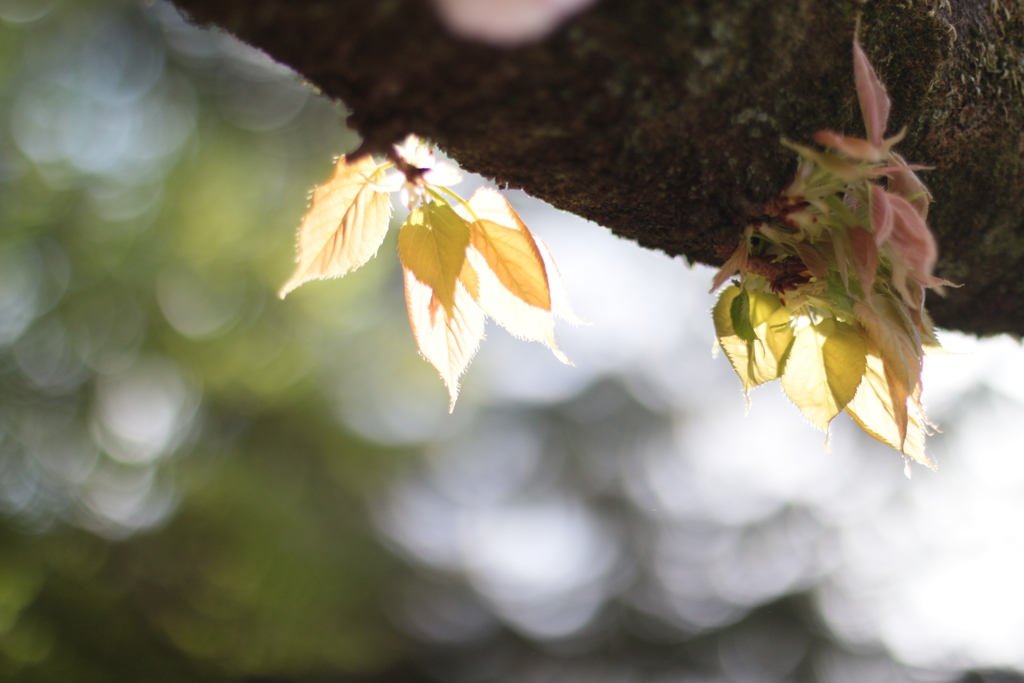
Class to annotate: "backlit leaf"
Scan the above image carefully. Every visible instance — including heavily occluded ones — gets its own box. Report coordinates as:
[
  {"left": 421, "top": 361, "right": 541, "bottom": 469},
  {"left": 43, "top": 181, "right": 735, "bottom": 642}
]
[
  {"left": 710, "top": 239, "right": 749, "bottom": 293},
  {"left": 404, "top": 267, "right": 485, "bottom": 411},
  {"left": 532, "top": 235, "right": 585, "bottom": 325},
  {"left": 845, "top": 350, "right": 933, "bottom": 468},
  {"left": 714, "top": 287, "right": 794, "bottom": 392},
  {"left": 398, "top": 202, "right": 472, "bottom": 315},
  {"left": 460, "top": 189, "right": 551, "bottom": 310},
  {"left": 781, "top": 319, "right": 866, "bottom": 432},
  {"left": 465, "top": 248, "right": 569, "bottom": 363},
  {"left": 853, "top": 298, "right": 922, "bottom": 447},
  {"left": 460, "top": 257, "right": 480, "bottom": 301},
  {"left": 279, "top": 155, "right": 393, "bottom": 298}
]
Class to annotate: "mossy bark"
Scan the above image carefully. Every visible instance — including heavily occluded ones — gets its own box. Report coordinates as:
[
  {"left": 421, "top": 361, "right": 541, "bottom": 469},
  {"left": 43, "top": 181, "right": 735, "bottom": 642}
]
[{"left": 172, "top": 0, "right": 1024, "bottom": 337}]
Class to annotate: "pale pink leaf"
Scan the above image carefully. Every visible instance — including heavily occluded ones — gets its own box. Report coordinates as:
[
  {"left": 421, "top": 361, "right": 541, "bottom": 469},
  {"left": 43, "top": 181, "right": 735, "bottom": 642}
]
[
  {"left": 813, "top": 130, "right": 883, "bottom": 162},
  {"left": 853, "top": 37, "right": 891, "bottom": 148},
  {"left": 794, "top": 243, "right": 827, "bottom": 279},
  {"left": 887, "top": 152, "right": 932, "bottom": 220},
  {"left": 869, "top": 183, "right": 894, "bottom": 244},
  {"left": 709, "top": 240, "right": 749, "bottom": 293},
  {"left": 848, "top": 225, "right": 878, "bottom": 296},
  {"left": 887, "top": 192, "right": 938, "bottom": 279}
]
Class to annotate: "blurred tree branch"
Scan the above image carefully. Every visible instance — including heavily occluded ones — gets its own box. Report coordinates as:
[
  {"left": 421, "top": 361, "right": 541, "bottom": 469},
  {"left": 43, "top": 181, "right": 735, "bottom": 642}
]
[{"left": 172, "top": 0, "right": 1024, "bottom": 337}]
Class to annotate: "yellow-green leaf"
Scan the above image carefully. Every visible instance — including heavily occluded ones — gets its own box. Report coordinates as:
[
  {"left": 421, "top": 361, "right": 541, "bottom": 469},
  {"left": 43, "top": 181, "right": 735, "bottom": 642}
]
[
  {"left": 460, "top": 189, "right": 551, "bottom": 311},
  {"left": 398, "top": 202, "right": 471, "bottom": 315},
  {"left": 781, "top": 318, "right": 866, "bottom": 432},
  {"left": 279, "top": 155, "right": 393, "bottom": 298},
  {"left": 459, "top": 258, "right": 480, "bottom": 302},
  {"left": 403, "top": 267, "right": 485, "bottom": 411},
  {"left": 714, "top": 287, "right": 794, "bottom": 392}
]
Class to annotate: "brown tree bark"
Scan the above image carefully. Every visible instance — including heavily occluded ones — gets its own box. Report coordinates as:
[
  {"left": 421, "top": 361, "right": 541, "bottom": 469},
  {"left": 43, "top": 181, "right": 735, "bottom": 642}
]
[{"left": 172, "top": 0, "right": 1024, "bottom": 337}]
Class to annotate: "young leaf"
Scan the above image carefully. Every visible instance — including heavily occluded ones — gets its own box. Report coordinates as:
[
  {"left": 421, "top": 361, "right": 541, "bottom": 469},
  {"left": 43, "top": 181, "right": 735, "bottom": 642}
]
[
  {"left": 404, "top": 267, "right": 486, "bottom": 411},
  {"left": 398, "top": 202, "right": 472, "bottom": 315},
  {"left": 714, "top": 286, "right": 794, "bottom": 392},
  {"left": 853, "top": 299, "right": 922, "bottom": 447},
  {"left": 781, "top": 140, "right": 863, "bottom": 182},
  {"left": 886, "top": 192, "right": 938, "bottom": 282},
  {"left": 847, "top": 225, "right": 878, "bottom": 297},
  {"left": 532, "top": 235, "right": 586, "bottom": 325},
  {"left": 825, "top": 271, "right": 855, "bottom": 312},
  {"left": 464, "top": 248, "right": 569, "bottom": 363},
  {"left": 845, "top": 350, "right": 933, "bottom": 468},
  {"left": 869, "top": 183, "right": 894, "bottom": 244},
  {"left": 460, "top": 188, "right": 551, "bottom": 310},
  {"left": 781, "top": 319, "right": 867, "bottom": 432},
  {"left": 279, "top": 155, "right": 393, "bottom": 298},
  {"left": 887, "top": 151, "right": 931, "bottom": 220},
  {"left": 794, "top": 243, "right": 827, "bottom": 278},
  {"left": 730, "top": 288, "right": 757, "bottom": 342},
  {"left": 710, "top": 239, "right": 749, "bottom": 293},
  {"left": 853, "top": 36, "right": 891, "bottom": 149},
  {"left": 813, "top": 130, "right": 884, "bottom": 162},
  {"left": 459, "top": 257, "right": 481, "bottom": 301}
]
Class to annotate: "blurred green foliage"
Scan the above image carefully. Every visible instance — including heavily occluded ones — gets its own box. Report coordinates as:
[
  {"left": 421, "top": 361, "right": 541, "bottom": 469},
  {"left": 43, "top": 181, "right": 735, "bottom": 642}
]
[{"left": 0, "top": 1, "right": 420, "bottom": 679}]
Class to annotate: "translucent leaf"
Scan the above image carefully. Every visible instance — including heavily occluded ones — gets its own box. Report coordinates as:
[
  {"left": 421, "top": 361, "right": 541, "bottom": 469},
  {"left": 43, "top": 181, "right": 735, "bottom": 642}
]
[
  {"left": 404, "top": 267, "right": 486, "bottom": 411},
  {"left": 853, "top": 299, "right": 922, "bottom": 447},
  {"left": 461, "top": 189, "right": 551, "bottom": 310},
  {"left": 465, "top": 248, "right": 569, "bottom": 364},
  {"left": 279, "top": 155, "right": 393, "bottom": 297},
  {"left": 845, "top": 351, "right": 933, "bottom": 468},
  {"left": 714, "top": 287, "right": 794, "bottom": 392},
  {"left": 398, "top": 202, "right": 472, "bottom": 315},
  {"left": 710, "top": 240, "right": 749, "bottom": 293},
  {"left": 781, "top": 319, "right": 866, "bottom": 432},
  {"left": 460, "top": 257, "right": 480, "bottom": 301},
  {"left": 532, "top": 235, "right": 585, "bottom": 325}
]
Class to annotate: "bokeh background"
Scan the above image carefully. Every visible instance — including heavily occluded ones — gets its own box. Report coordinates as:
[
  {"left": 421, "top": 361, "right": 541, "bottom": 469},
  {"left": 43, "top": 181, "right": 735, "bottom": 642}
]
[{"left": 2, "top": 1, "right": 1024, "bottom": 681}]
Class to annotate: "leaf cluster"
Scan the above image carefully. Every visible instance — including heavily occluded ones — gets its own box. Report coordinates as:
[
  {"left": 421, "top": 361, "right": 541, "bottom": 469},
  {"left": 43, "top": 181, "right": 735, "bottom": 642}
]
[
  {"left": 710, "top": 37, "right": 952, "bottom": 469},
  {"left": 281, "top": 136, "right": 579, "bottom": 410}
]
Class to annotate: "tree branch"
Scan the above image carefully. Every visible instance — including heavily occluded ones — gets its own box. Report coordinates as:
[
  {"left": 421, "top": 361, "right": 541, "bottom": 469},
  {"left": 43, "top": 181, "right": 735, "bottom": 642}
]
[{"left": 172, "top": 0, "right": 1024, "bottom": 337}]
